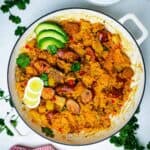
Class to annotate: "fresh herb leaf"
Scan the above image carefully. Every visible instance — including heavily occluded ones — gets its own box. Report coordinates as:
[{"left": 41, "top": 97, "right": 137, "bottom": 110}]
[
  {"left": 24, "top": 0, "right": 30, "bottom": 4},
  {"left": 10, "top": 119, "right": 18, "bottom": 128},
  {"left": 147, "top": 142, "right": 150, "bottom": 149},
  {"left": 5, "top": 126, "right": 14, "bottom": 136},
  {"left": 71, "top": 62, "right": 81, "bottom": 72},
  {"left": 16, "top": 53, "right": 30, "bottom": 68},
  {"left": 9, "top": 14, "right": 21, "bottom": 24},
  {"left": 0, "top": 119, "right": 5, "bottom": 126},
  {"left": 0, "top": 90, "right": 4, "bottom": 97},
  {"left": 15, "top": 26, "right": 26, "bottom": 36},
  {"left": 47, "top": 45, "right": 58, "bottom": 55},
  {"left": 15, "top": 0, "right": 26, "bottom": 10},
  {"left": 40, "top": 73, "right": 49, "bottom": 86},
  {"left": 0, "top": 126, "right": 5, "bottom": 132},
  {"left": 0, "top": 5, "right": 9, "bottom": 13},
  {"left": 110, "top": 115, "right": 145, "bottom": 150},
  {"left": 41, "top": 127, "right": 54, "bottom": 138},
  {"left": 0, "top": 118, "right": 14, "bottom": 136},
  {"left": 4, "top": 0, "right": 15, "bottom": 8}
]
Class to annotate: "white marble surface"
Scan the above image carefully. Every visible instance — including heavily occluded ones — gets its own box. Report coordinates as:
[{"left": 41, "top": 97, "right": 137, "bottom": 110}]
[{"left": 0, "top": 0, "right": 150, "bottom": 149}]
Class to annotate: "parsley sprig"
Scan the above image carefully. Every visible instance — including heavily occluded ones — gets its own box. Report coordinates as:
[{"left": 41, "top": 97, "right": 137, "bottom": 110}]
[
  {"left": 0, "top": 89, "right": 14, "bottom": 107},
  {"left": 0, "top": 118, "right": 14, "bottom": 136},
  {"left": 110, "top": 108, "right": 150, "bottom": 150},
  {"left": 0, "top": 0, "right": 30, "bottom": 36}
]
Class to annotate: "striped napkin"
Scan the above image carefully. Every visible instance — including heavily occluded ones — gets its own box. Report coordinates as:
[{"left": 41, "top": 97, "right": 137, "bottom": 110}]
[{"left": 10, "top": 144, "right": 57, "bottom": 150}]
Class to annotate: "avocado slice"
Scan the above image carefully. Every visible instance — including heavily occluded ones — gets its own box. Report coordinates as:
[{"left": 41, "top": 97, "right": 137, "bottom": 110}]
[
  {"left": 37, "top": 30, "right": 68, "bottom": 43},
  {"left": 35, "top": 22, "right": 67, "bottom": 37},
  {"left": 38, "top": 37, "right": 64, "bottom": 50}
]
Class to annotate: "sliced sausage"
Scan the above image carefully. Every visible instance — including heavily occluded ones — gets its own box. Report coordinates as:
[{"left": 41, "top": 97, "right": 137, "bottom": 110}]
[
  {"left": 85, "top": 47, "right": 96, "bottom": 62},
  {"left": 56, "top": 85, "right": 73, "bottom": 98},
  {"left": 41, "top": 88, "right": 55, "bottom": 100},
  {"left": 57, "top": 49, "right": 79, "bottom": 63},
  {"left": 81, "top": 89, "right": 93, "bottom": 104},
  {"left": 56, "top": 59, "right": 71, "bottom": 73},
  {"left": 121, "top": 67, "right": 134, "bottom": 79},
  {"left": 33, "top": 59, "right": 50, "bottom": 74},
  {"left": 66, "top": 99, "right": 80, "bottom": 115},
  {"left": 48, "top": 68, "right": 65, "bottom": 84}
]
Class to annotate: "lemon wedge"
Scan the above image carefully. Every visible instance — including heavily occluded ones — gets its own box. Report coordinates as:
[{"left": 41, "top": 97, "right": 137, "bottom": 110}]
[{"left": 23, "top": 77, "right": 44, "bottom": 108}]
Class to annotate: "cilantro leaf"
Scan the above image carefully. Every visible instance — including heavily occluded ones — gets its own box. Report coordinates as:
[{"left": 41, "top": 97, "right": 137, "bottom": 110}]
[
  {"left": 0, "top": 119, "right": 5, "bottom": 126},
  {"left": 15, "top": 26, "right": 26, "bottom": 36},
  {"left": 15, "top": 0, "right": 26, "bottom": 10},
  {"left": 47, "top": 45, "right": 58, "bottom": 55},
  {"left": 147, "top": 142, "right": 150, "bottom": 149},
  {"left": 9, "top": 14, "right": 21, "bottom": 24},
  {"left": 10, "top": 119, "right": 18, "bottom": 128},
  {"left": 0, "top": 5, "right": 9, "bottom": 13},
  {"left": 5, "top": 126, "right": 14, "bottom": 136},
  {"left": 0, "top": 90, "right": 4, "bottom": 97},
  {"left": 40, "top": 73, "right": 49, "bottom": 86},
  {"left": 0, "top": 126, "right": 5, "bottom": 132},
  {"left": 71, "top": 62, "right": 81, "bottom": 72},
  {"left": 24, "top": 0, "right": 30, "bottom": 4},
  {"left": 16, "top": 53, "right": 30, "bottom": 68},
  {"left": 41, "top": 127, "right": 54, "bottom": 138},
  {"left": 4, "top": 0, "right": 15, "bottom": 8}
]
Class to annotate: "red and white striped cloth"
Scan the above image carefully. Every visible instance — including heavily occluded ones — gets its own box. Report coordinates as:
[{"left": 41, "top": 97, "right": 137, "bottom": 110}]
[{"left": 10, "top": 144, "right": 57, "bottom": 150}]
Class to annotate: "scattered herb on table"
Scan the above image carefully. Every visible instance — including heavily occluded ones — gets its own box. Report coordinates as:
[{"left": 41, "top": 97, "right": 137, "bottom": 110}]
[
  {"left": 0, "top": 118, "right": 14, "bottom": 136},
  {"left": 10, "top": 117, "right": 18, "bottom": 128},
  {"left": 71, "top": 62, "right": 81, "bottom": 72},
  {"left": 40, "top": 73, "right": 49, "bottom": 86},
  {"left": 15, "top": 26, "right": 26, "bottom": 36},
  {"left": 147, "top": 142, "right": 150, "bottom": 149},
  {"left": 0, "top": 89, "right": 14, "bottom": 107},
  {"left": 0, "top": 0, "right": 30, "bottom": 36},
  {"left": 41, "top": 127, "right": 54, "bottom": 138},
  {"left": 110, "top": 108, "right": 150, "bottom": 150},
  {"left": 16, "top": 53, "right": 30, "bottom": 68}
]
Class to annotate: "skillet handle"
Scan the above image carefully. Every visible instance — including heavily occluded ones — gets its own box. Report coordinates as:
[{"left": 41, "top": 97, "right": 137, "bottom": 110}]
[{"left": 119, "top": 13, "right": 148, "bottom": 45}]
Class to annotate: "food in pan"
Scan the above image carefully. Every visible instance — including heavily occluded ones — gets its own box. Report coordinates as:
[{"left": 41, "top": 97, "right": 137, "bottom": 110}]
[{"left": 15, "top": 19, "right": 134, "bottom": 137}]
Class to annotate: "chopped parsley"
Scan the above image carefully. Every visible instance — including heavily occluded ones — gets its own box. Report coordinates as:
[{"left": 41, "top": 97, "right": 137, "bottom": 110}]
[
  {"left": 71, "top": 62, "right": 81, "bottom": 72},
  {"left": 16, "top": 53, "right": 30, "bottom": 68},
  {"left": 41, "top": 127, "right": 54, "bottom": 138}
]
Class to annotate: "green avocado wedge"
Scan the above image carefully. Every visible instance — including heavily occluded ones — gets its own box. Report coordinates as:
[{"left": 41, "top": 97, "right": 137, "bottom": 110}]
[
  {"left": 35, "top": 22, "right": 67, "bottom": 37},
  {"left": 38, "top": 37, "right": 65, "bottom": 50},
  {"left": 37, "top": 30, "right": 68, "bottom": 43}
]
